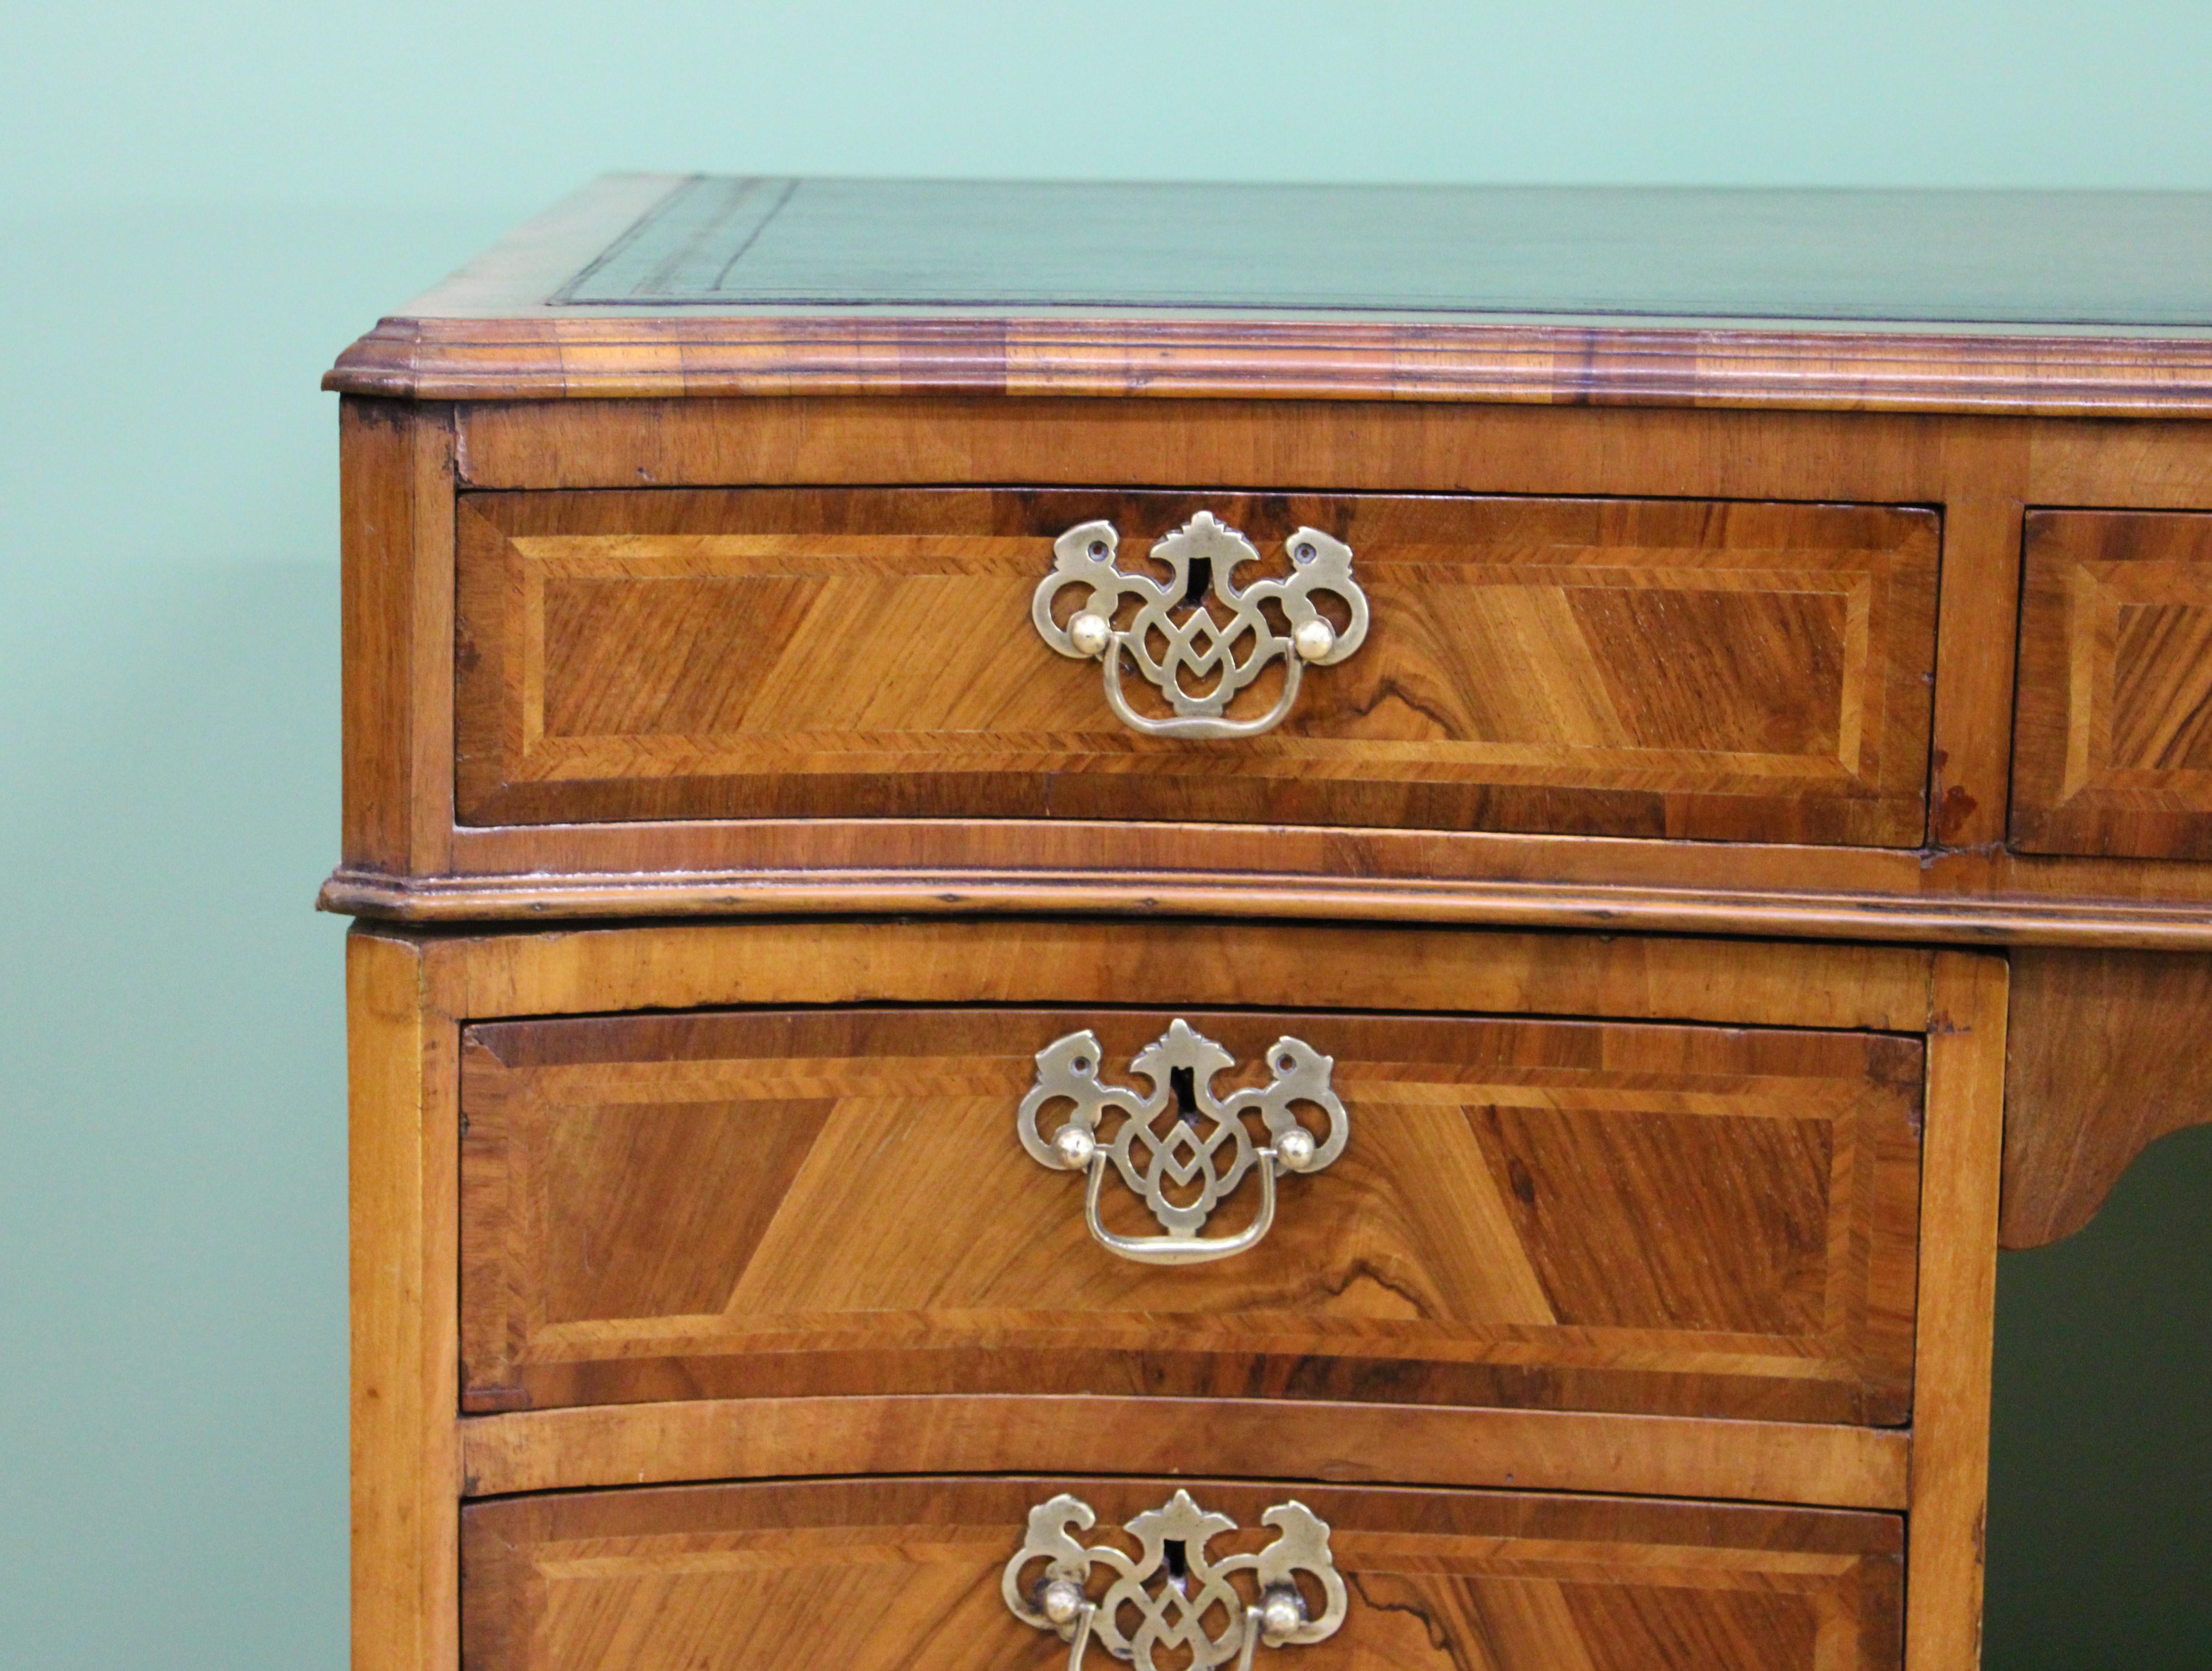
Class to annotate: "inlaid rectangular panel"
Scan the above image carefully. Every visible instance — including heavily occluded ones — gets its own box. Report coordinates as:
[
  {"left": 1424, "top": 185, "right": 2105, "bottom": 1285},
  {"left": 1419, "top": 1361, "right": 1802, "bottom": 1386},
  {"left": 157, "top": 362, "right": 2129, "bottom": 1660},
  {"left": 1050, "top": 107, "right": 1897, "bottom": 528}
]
[
  {"left": 460, "top": 1476, "right": 1904, "bottom": 1671},
  {"left": 2012, "top": 508, "right": 2212, "bottom": 857},
  {"left": 455, "top": 489, "right": 1939, "bottom": 844},
  {"left": 459, "top": 1007, "right": 1923, "bottom": 1423}
]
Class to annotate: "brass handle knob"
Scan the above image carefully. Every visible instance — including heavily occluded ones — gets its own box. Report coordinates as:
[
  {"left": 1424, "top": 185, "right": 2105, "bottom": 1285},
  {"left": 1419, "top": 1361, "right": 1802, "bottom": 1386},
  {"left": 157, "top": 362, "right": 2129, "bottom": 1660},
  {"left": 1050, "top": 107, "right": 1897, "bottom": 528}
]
[
  {"left": 1033, "top": 513, "right": 1369, "bottom": 739},
  {"left": 1003, "top": 1489, "right": 1347, "bottom": 1671},
  {"left": 1017, "top": 1019, "right": 1348, "bottom": 1266}
]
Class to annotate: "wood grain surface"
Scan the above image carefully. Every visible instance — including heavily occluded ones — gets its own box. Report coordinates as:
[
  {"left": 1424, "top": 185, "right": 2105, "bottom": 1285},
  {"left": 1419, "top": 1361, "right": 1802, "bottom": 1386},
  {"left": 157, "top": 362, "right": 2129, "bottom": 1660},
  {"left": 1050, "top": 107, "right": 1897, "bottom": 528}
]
[
  {"left": 339, "top": 400, "right": 455, "bottom": 879},
  {"left": 349, "top": 932, "right": 462, "bottom": 1671},
  {"left": 2001, "top": 946, "right": 2212, "bottom": 1248},
  {"left": 2012, "top": 509, "right": 2212, "bottom": 857},
  {"left": 457, "top": 1393, "right": 1912, "bottom": 1508},
  {"left": 1903, "top": 953, "right": 2008, "bottom": 1671},
  {"left": 454, "top": 488, "right": 1938, "bottom": 845},
  {"left": 457, "top": 1005, "right": 1923, "bottom": 1423},
  {"left": 402, "top": 916, "right": 1939, "bottom": 1033},
  {"left": 448, "top": 392, "right": 2212, "bottom": 505},
  {"left": 460, "top": 1475, "right": 1904, "bottom": 1671}
]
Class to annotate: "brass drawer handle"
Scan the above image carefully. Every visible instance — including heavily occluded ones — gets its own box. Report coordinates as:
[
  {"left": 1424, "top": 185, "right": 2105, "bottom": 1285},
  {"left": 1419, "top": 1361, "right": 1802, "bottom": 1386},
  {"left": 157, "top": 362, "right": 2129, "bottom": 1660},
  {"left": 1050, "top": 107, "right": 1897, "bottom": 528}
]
[
  {"left": 1033, "top": 513, "right": 1369, "bottom": 738},
  {"left": 1004, "top": 1489, "right": 1347, "bottom": 1671},
  {"left": 1018, "top": 1019, "right": 1348, "bottom": 1266}
]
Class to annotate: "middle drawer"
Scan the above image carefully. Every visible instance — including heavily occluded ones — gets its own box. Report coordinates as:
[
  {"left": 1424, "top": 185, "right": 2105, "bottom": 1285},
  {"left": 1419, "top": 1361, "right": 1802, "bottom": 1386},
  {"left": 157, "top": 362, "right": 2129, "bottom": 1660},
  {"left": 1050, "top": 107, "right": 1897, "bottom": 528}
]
[{"left": 460, "top": 1004, "right": 1922, "bottom": 1425}]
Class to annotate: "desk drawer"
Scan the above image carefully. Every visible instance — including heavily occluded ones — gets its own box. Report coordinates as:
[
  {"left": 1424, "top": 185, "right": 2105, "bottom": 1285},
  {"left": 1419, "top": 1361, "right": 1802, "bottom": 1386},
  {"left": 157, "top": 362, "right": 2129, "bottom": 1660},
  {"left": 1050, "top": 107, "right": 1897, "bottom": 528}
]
[
  {"left": 460, "top": 1475, "right": 1904, "bottom": 1671},
  {"left": 458, "top": 1005, "right": 1923, "bottom": 1424},
  {"left": 455, "top": 489, "right": 1938, "bottom": 846},
  {"left": 2012, "top": 508, "right": 2212, "bottom": 857}
]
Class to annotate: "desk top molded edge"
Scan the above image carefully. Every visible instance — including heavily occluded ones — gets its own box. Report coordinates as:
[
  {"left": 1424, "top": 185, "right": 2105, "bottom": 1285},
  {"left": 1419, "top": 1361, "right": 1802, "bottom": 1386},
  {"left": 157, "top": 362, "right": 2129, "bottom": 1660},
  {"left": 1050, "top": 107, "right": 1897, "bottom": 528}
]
[{"left": 326, "top": 174, "right": 2212, "bottom": 416}]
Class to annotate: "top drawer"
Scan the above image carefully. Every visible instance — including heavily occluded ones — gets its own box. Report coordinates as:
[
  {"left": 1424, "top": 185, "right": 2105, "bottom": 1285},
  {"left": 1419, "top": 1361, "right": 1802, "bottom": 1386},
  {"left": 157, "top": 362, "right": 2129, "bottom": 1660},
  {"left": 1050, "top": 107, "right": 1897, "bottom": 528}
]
[
  {"left": 2012, "top": 509, "right": 2212, "bottom": 858},
  {"left": 456, "top": 489, "right": 1939, "bottom": 846}
]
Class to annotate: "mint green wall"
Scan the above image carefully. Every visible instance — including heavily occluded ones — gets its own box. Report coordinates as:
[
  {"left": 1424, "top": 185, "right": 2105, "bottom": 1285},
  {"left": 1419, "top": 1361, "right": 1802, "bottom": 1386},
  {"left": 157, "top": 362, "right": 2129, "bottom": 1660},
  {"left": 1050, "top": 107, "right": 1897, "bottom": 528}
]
[{"left": 2, "top": 5, "right": 2207, "bottom": 1667}]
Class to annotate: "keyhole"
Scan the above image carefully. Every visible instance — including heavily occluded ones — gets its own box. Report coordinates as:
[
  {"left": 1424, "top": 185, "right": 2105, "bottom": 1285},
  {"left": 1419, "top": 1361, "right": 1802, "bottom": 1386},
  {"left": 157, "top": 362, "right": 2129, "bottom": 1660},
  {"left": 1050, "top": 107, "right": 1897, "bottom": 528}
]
[
  {"left": 1179, "top": 554, "right": 1212, "bottom": 609},
  {"left": 1163, "top": 1539, "right": 1190, "bottom": 1594},
  {"left": 1169, "top": 1065, "right": 1200, "bottom": 1128}
]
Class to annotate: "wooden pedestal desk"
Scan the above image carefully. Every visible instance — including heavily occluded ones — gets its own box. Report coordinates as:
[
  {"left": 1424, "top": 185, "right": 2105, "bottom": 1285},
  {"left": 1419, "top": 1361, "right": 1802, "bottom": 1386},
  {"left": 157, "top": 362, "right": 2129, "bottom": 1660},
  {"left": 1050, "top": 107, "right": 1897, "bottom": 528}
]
[{"left": 327, "top": 178, "right": 2212, "bottom": 1671}]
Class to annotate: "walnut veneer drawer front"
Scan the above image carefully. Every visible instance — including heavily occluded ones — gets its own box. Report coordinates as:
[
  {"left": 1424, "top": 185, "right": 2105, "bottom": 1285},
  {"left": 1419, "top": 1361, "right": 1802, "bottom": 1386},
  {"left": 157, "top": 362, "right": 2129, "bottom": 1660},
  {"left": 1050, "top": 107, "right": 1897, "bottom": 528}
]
[
  {"left": 2013, "top": 509, "right": 2212, "bottom": 858},
  {"left": 455, "top": 488, "right": 1940, "bottom": 845},
  {"left": 461, "top": 1476, "right": 1905, "bottom": 1671},
  {"left": 458, "top": 1004, "right": 1923, "bottom": 1424}
]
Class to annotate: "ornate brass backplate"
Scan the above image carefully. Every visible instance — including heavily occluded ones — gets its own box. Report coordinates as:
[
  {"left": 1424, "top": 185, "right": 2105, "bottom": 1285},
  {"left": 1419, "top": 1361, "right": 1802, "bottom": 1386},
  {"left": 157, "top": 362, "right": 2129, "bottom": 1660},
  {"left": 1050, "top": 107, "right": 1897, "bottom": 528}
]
[
  {"left": 1003, "top": 1489, "right": 1348, "bottom": 1671},
  {"left": 1031, "top": 513, "right": 1369, "bottom": 737},
  {"left": 1016, "top": 1018, "right": 1348, "bottom": 1265}
]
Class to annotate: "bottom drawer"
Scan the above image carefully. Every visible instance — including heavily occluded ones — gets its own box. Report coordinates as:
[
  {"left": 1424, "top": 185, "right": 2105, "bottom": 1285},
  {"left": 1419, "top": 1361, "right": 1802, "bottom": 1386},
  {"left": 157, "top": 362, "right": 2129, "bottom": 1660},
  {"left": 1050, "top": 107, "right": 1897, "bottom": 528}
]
[{"left": 463, "top": 1475, "right": 1903, "bottom": 1671}]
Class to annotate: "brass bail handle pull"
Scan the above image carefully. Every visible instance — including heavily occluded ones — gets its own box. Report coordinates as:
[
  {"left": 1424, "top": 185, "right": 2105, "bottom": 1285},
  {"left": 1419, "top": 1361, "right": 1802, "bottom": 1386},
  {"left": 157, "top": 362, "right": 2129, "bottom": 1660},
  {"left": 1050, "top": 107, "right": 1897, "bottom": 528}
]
[
  {"left": 1016, "top": 1019, "right": 1349, "bottom": 1268},
  {"left": 1032, "top": 513, "right": 1369, "bottom": 739},
  {"left": 1076, "top": 1138, "right": 1281, "bottom": 1264},
  {"left": 1004, "top": 1491, "right": 1349, "bottom": 1671},
  {"left": 1234, "top": 1605, "right": 1273, "bottom": 1671},
  {"left": 1036, "top": 1593, "right": 1274, "bottom": 1671}
]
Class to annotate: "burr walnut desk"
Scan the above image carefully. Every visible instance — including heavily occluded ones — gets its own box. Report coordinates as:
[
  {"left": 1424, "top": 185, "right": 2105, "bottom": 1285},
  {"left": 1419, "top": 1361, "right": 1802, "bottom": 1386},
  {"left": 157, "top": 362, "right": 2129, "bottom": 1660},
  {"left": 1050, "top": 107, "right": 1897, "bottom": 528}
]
[{"left": 328, "top": 177, "right": 2212, "bottom": 1671}]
